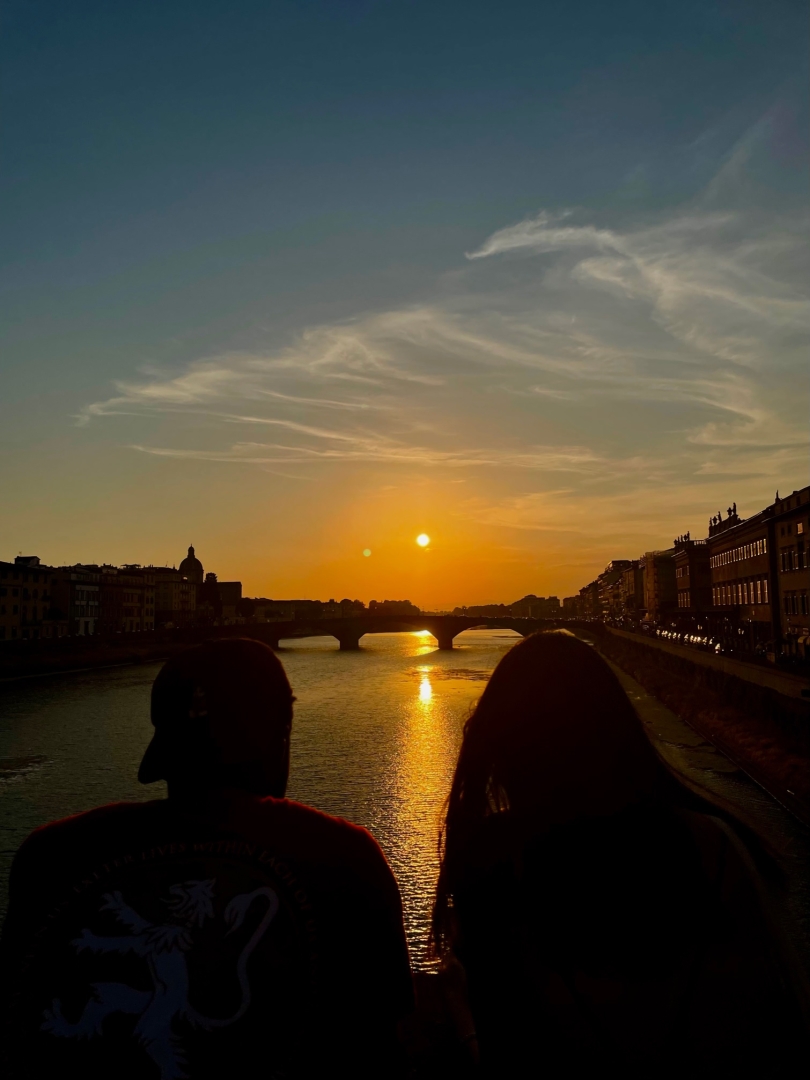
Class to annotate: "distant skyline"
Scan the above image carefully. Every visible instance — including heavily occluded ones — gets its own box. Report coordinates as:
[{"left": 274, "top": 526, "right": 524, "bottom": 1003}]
[{"left": 1, "top": 1, "right": 807, "bottom": 607}]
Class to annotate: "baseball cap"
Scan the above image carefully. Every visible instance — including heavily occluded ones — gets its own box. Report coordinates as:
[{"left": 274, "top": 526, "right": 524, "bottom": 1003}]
[{"left": 138, "top": 638, "right": 294, "bottom": 784}]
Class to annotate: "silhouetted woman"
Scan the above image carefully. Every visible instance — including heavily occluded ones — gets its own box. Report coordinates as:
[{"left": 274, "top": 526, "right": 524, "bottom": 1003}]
[{"left": 433, "top": 632, "right": 807, "bottom": 1075}]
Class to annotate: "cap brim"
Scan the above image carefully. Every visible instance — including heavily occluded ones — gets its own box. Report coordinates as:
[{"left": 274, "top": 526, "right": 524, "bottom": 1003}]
[{"left": 138, "top": 732, "right": 168, "bottom": 784}]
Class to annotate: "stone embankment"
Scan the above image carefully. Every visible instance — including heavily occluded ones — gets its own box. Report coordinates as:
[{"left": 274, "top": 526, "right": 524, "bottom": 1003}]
[
  {"left": 586, "top": 626, "right": 810, "bottom": 824},
  {"left": 0, "top": 627, "right": 225, "bottom": 681}
]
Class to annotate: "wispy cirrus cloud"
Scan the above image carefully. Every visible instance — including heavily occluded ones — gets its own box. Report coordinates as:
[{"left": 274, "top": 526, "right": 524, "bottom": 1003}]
[
  {"left": 132, "top": 435, "right": 604, "bottom": 471},
  {"left": 80, "top": 143, "right": 809, "bottom": 543}
]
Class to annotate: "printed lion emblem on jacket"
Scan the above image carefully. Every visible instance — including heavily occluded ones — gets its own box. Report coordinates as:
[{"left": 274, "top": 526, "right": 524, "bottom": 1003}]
[{"left": 42, "top": 879, "right": 278, "bottom": 1080}]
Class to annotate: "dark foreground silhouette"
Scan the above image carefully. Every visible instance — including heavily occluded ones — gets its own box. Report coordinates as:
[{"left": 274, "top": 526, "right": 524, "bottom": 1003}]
[
  {"left": 0, "top": 639, "right": 412, "bottom": 1079},
  {"left": 433, "top": 631, "right": 809, "bottom": 1075}
]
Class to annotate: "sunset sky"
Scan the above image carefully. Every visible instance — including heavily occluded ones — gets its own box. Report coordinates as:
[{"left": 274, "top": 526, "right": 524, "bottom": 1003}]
[{"left": 1, "top": 1, "right": 807, "bottom": 608}]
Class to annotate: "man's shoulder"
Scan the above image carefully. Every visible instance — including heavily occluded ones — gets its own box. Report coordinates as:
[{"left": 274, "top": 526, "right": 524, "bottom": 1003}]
[
  {"left": 240, "top": 796, "right": 394, "bottom": 883},
  {"left": 18, "top": 801, "right": 167, "bottom": 861}
]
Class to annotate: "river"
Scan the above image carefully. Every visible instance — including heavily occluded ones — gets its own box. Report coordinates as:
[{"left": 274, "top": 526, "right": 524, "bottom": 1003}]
[
  {"left": 2, "top": 628, "right": 808, "bottom": 971},
  {"left": 0, "top": 629, "right": 519, "bottom": 965}
]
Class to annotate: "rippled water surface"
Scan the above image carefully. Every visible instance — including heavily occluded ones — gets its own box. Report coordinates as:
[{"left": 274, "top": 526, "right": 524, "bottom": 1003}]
[{"left": 0, "top": 630, "right": 521, "bottom": 964}]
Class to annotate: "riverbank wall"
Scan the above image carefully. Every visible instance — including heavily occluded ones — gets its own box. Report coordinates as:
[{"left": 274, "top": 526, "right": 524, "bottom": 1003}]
[
  {"left": 0, "top": 627, "right": 238, "bottom": 681},
  {"left": 585, "top": 625, "right": 810, "bottom": 823}
]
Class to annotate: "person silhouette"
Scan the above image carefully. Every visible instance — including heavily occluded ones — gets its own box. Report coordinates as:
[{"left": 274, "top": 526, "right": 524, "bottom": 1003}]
[
  {"left": 1, "top": 639, "right": 412, "bottom": 1078},
  {"left": 432, "top": 631, "right": 807, "bottom": 1074}
]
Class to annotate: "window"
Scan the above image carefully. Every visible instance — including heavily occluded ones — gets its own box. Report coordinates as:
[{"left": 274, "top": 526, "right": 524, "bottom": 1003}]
[
  {"left": 756, "top": 580, "right": 762, "bottom": 604},
  {"left": 801, "top": 593, "right": 809, "bottom": 616},
  {"left": 784, "top": 596, "right": 791, "bottom": 614},
  {"left": 799, "top": 522, "right": 805, "bottom": 535},
  {"left": 763, "top": 579, "right": 769, "bottom": 603}
]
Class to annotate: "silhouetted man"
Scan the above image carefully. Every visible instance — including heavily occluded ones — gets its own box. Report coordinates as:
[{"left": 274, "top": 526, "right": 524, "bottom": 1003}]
[{"left": 1, "top": 639, "right": 413, "bottom": 1078}]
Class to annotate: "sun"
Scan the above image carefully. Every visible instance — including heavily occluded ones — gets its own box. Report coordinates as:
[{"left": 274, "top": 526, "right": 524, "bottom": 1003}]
[{"left": 416, "top": 533, "right": 430, "bottom": 548}]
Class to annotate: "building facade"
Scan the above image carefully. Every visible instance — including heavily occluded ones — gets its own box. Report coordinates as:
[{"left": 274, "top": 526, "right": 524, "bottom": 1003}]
[
  {"left": 0, "top": 556, "right": 59, "bottom": 640},
  {"left": 673, "top": 538, "right": 711, "bottom": 613},
  {"left": 598, "top": 561, "right": 631, "bottom": 619},
  {"left": 154, "top": 567, "right": 197, "bottom": 628},
  {"left": 640, "top": 550, "right": 676, "bottom": 624},
  {"left": 619, "top": 561, "right": 643, "bottom": 618},
  {"left": 706, "top": 506, "right": 776, "bottom": 655},
  {"left": 50, "top": 566, "right": 101, "bottom": 637},
  {"left": 773, "top": 486, "right": 810, "bottom": 657}
]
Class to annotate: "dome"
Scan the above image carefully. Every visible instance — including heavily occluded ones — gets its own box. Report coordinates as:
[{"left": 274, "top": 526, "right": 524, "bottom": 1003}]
[{"left": 179, "top": 544, "right": 204, "bottom": 584}]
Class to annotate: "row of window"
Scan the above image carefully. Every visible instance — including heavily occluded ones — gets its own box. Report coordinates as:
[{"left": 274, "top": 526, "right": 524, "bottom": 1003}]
[
  {"left": 779, "top": 548, "right": 806, "bottom": 572},
  {"left": 0, "top": 626, "right": 42, "bottom": 639},
  {"left": 1, "top": 587, "right": 52, "bottom": 601},
  {"left": 677, "top": 591, "right": 691, "bottom": 607},
  {"left": 1, "top": 606, "right": 42, "bottom": 620},
  {"left": 713, "top": 579, "right": 769, "bottom": 607},
  {"left": 0, "top": 569, "right": 53, "bottom": 584},
  {"left": 783, "top": 592, "right": 809, "bottom": 616},
  {"left": 710, "top": 538, "right": 767, "bottom": 568},
  {"left": 675, "top": 567, "right": 689, "bottom": 579}
]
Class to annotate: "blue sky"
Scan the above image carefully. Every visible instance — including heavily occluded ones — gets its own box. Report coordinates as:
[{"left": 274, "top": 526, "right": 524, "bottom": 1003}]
[{"left": 1, "top": 0, "right": 807, "bottom": 603}]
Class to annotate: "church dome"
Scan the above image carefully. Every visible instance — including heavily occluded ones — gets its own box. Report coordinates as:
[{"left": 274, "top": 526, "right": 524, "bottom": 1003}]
[{"left": 179, "top": 545, "right": 204, "bottom": 583}]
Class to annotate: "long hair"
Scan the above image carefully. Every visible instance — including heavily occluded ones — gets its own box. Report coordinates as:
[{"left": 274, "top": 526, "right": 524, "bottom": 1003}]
[{"left": 432, "top": 630, "right": 747, "bottom": 955}]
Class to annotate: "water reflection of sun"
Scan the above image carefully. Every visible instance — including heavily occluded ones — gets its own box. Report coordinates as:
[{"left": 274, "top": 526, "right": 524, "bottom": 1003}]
[
  {"left": 412, "top": 629, "right": 436, "bottom": 655},
  {"left": 419, "top": 675, "right": 433, "bottom": 704},
  {"left": 390, "top": 661, "right": 460, "bottom": 967}
]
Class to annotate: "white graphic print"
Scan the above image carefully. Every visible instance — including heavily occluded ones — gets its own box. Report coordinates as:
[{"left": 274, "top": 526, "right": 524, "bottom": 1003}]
[{"left": 41, "top": 879, "right": 279, "bottom": 1080}]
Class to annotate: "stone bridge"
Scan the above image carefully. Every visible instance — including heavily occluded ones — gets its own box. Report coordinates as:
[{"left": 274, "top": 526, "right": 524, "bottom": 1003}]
[{"left": 244, "top": 614, "right": 567, "bottom": 651}]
